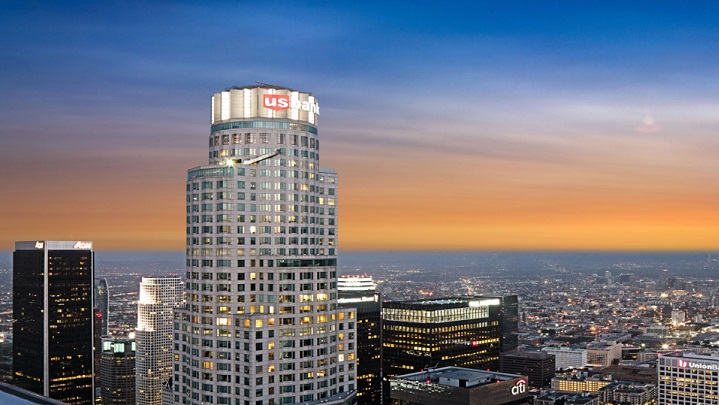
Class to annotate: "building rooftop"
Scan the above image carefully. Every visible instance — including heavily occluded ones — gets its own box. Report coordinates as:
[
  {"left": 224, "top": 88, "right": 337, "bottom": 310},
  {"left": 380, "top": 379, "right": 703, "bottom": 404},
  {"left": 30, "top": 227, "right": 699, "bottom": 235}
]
[
  {"left": 0, "top": 383, "right": 68, "bottom": 405},
  {"left": 397, "top": 366, "right": 523, "bottom": 386}
]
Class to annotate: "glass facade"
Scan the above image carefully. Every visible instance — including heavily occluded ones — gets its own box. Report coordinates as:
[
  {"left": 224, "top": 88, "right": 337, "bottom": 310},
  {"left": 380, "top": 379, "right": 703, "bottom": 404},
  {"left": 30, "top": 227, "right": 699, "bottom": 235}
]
[{"left": 13, "top": 241, "right": 95, "bottom": 405}]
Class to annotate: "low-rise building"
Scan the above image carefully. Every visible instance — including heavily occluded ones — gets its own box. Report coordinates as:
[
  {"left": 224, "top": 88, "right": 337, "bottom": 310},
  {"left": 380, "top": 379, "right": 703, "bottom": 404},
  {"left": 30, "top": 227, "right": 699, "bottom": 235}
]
[{"left": 390, "top": 366, "right": 529, "bottom": 405}]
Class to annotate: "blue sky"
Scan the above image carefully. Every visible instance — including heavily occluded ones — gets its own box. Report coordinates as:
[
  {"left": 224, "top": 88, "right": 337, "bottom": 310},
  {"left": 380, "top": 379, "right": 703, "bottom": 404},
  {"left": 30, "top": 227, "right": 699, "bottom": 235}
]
[{"left": 2, "top": 1, "right": 719, "bottom": 250}]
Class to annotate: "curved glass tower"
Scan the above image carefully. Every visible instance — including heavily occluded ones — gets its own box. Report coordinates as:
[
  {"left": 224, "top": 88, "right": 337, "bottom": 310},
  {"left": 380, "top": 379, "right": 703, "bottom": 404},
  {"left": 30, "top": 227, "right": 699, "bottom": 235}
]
[{"left": 173, "top": 85, "right": 356, "bottom": 405}]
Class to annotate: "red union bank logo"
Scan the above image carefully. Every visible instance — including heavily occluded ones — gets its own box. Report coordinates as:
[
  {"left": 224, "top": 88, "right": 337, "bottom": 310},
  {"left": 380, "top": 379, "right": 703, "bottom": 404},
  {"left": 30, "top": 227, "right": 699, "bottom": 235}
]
[
  {"left": 263, "top": 94, "right": 290, "bottom": 110},
  {"left": 511, "top": 379, "right": 526, "bottom": 395},
  {"left": 678, "top": 359, "right": 688, "bottom": 368}
]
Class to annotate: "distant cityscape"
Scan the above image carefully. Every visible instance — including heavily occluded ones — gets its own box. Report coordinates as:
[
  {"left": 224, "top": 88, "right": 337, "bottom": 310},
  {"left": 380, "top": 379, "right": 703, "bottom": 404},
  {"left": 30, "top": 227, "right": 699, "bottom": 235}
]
[{"left": 2, "top": 250, "right": 719, "bottom": 404}]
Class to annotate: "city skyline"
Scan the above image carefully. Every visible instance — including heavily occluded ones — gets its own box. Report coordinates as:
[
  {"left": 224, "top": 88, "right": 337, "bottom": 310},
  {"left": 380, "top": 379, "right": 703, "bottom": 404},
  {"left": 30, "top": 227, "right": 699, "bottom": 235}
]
[{"left": 2, "top": 2, "right": 719, "bottom": 251}]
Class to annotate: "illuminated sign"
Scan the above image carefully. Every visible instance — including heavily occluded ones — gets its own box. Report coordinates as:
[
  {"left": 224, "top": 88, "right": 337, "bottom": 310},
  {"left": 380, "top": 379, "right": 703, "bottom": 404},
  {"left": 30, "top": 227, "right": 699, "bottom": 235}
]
[
  {"left": 337, "top": 296, "right": 378, "bottom": 304},
  {"left": 511, "top": 379, "right": 527, "bottom": 396},
  {"left": 262, "top": 94, "right": 320, "bottom": 115},
  {"left": 469, "top": 299, "right": 501, "bottom": 307},
  {"left": 679, "top": 359, "right": 719, "bottom": 370},
  {"left": 74, "top": 241, "right": 92, "bottom": 249},
  {"left": 263, "top": 94, "right": 290, "bottom": 110},
  {"left": 35, "top": 241, "right": 44, "bottom": 249}
]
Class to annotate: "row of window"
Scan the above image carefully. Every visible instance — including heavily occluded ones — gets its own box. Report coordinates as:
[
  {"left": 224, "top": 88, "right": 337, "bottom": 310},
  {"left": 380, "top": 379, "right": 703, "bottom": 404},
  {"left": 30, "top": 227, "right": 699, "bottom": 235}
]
[
  {"left": 210, "top": 133, "right": 319, "bottom": 149},
  {"left": 186, "top": 249, "right": 336, "bottom": 262},
  {"left": 190, "top": 192, "right": 334, "bottom": 203},
  {"left": 209, "top": 120, "right": 318, "bottom": 135}
]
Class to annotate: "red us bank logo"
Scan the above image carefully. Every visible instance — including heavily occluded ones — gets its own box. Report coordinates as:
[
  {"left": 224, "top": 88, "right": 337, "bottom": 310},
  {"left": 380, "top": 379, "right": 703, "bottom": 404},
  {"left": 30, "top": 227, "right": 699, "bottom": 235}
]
[{"left": 263, "top": 94, "right": 290, "bottom": 110}]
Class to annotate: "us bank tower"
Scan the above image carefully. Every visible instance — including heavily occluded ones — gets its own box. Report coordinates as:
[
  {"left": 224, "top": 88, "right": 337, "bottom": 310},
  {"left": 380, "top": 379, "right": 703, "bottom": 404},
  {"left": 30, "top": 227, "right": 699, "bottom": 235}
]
[{"left": 172, "top": 85, "right": 356, "bottom": 405}]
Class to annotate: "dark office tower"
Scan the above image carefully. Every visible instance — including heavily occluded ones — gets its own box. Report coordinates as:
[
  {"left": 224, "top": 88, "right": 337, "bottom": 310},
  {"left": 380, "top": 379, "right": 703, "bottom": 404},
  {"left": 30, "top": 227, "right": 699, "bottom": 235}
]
[
  {"left": 12, "top": 241, "right": 95, "bottom": 405},
  {"left": 95, "top": 278, "right": 110, "bottom": 336},
  {"left": 173, "top": 85, "right": 355, "bottom": 405},
  {"left": 94, "top": 309, "right": 104, "bottom": 404},
  {"left": 101, "top": 338, "right": 136, "bottom": 405},
  {"left": 93, "top": 279, "right": 109, "bottom": 403},
  {"left": 499, "top": 350, "right": 555, "bottom": 388},
  {"left": 382, "top": 297, "right": 504, "bottom": 403},
  {"left": 498, "top": 295, "right": 519, "bottom": 353},
  {"left": 338, "top": 276, "right": 382, "bottom": 405}
]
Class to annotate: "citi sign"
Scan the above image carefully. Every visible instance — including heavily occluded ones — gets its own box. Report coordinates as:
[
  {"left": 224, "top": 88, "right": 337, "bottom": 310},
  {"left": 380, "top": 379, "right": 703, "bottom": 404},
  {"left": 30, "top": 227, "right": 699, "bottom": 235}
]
[
  {"left": 263, "top": 94, "right": 320, "bottom": 115},
  {"left": 678, "top": 359, "right": 719, "bottom": 370},
  {"left": 511, "top": 379, "right": 527, "bottom": 396}
]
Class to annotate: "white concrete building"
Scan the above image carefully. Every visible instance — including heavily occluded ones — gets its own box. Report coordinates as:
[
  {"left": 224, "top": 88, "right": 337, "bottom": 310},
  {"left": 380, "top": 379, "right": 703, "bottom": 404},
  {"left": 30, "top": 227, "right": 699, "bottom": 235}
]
[
  {"left": 172, "top": 85, "right": 356, "bottom": 405},
  {"left": 541, "top": 347, "right": 588, "bottom": 370},
  {"left": 136, "top": 277, "right": 184, "bottom": 405},
  {"left": 586, "top": 341, "right": 622, "bottom": 367}
]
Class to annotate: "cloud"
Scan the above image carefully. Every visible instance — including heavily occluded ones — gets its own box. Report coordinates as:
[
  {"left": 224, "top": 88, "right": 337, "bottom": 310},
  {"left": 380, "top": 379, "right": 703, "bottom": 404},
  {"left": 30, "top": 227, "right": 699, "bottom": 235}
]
[{"left": 636, "top": 115, "right": 663, "bottom": 133}]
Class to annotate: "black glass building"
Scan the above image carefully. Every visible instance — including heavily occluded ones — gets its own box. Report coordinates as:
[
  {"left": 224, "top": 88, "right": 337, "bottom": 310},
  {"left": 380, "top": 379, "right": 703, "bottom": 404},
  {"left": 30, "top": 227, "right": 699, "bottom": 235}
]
[
  {"left": 338, "top": 276, "right": 382, "bottom": 405},
  {"left": 13, "top": 241, "right": 95, "bottom": 405},
  {"left": 382, "top": 296, "right": 518, "bottom": 404},
  {"left": 100, "top": 338, "right": 136, "bottom": 405}
]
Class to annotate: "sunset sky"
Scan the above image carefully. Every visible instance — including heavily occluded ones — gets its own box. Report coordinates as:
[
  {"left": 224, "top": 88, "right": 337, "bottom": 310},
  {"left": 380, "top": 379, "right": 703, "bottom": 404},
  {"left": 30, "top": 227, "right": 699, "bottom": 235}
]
[{"left": 2, "top": 2, "right": 719, "bottom": 251}]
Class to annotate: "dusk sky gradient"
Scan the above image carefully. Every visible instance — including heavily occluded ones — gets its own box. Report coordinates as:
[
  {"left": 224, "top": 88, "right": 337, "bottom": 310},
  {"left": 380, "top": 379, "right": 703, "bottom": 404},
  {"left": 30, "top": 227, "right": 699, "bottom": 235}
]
[{"left": 2, "top": 2, "right": 719, "bottom": 251}]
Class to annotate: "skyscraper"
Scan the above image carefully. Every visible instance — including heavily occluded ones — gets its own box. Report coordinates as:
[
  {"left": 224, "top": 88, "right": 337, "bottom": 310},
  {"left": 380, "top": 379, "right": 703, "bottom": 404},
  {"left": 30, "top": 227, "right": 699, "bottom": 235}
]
[
  {"left": 338, "top": 276, "right": 382, "bottom": 404},
  {"left": 136, "top": 277, "right": 184, "bottom": 405},
  {"left": 95, "top": 278, "right": 110, "bottom": 336},
  {"left": 101, "top": 337, "right": 136, "bottom": 405},
  {"left": 12, "top": 241, "right": 95, "bottom": 405},
  {"left": 382, "top": 297, "right": 511, "bottom": 403},
  {"left": 172, "top": 84, "right": 356, "bottom": 405}
]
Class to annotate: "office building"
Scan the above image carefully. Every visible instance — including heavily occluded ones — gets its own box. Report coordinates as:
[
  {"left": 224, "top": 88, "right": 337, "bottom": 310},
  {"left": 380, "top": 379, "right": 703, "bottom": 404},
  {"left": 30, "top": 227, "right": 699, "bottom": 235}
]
[
  {"left": 498, "top": 295, "right": 519, "bottom": 353},
  {"left": 541, "top": 346, "right": 588, "bottom": 370},
  {"left": 658, "top": 352, "right": 719, "bottom": 404},
  {"left": 95, "top": 278, "right": 110, "bottom": 335},
  {"left": 12, "top": 241, "right": 95, "bottom": 405},
  {"left": 597, "top": 381, "right": 657, "bottom": 405},
  {"left": 338, "top": 276, "right": 382, "bottom": 404},
  {"left": 94, "top": 308, "right": 104, "bottom": 404},
  {"left": 383, "top": 297, "right": 505, "bottom": 376},
  {"left": 550, "top": 374, "right": 612, "bottom": 393},
  {"left": 172, "top": 84, "right": 356, "bottom": 405},
  {"left": 499, "top": 350, "right": 555, "bottom": 387},
  {"left": 586, "top": 341, "right": 622, "bottom": 367},
  {"left": 389, "top": 366, "right": 529, "bottom": 405},
  {"left": 136, "top": 277, "right": 184, "bottom": 405},
  {"left": 101, "top": 337, "right": 136, "bottom": 405}
]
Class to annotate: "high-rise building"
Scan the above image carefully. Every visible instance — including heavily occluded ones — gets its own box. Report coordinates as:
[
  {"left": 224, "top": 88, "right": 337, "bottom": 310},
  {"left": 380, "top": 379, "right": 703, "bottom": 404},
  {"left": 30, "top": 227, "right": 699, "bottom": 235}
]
[
  {"left": 338, "top": 276, "right": 382, "bottom": 404},
  {"left": 136, "top": 277, "right": 184, "bottom": 405},
  {"left": 95, "top": 278, "right": 110, "bottom": 335},
  {"left": 12, "top": 241, "right": 95, "bottom": 405},
  {"left": 382, "top": 297, "right": 508, "bottom": 403},
  {"left": 101, "top": 337, "right": 136, "bottom": 405},
  {"left": 172, "top": 84, "right": 356, "bottom": 405},
  {"left": 498, "top": 295, "right": 519, "bottom": 353},
  {"left": 658, "top": 352, "right": 719, "bottom": 404},
  {"left": 383, "top": 297, "right": 506, "bottom": 374}
]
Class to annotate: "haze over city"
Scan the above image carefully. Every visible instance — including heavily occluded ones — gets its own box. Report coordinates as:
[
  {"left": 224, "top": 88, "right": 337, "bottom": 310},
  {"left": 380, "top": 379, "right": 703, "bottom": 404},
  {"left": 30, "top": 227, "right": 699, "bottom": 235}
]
[{"left": 2, "top": 2, "right": 719, "bottom": 251}]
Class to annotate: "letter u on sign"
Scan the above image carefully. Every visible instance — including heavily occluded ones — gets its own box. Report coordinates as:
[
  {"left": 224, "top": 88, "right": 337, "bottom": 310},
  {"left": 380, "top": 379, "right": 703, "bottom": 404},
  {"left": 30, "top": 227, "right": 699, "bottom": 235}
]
[{"left": 263, "top": 94, "right": 290, "bottom": 110}]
